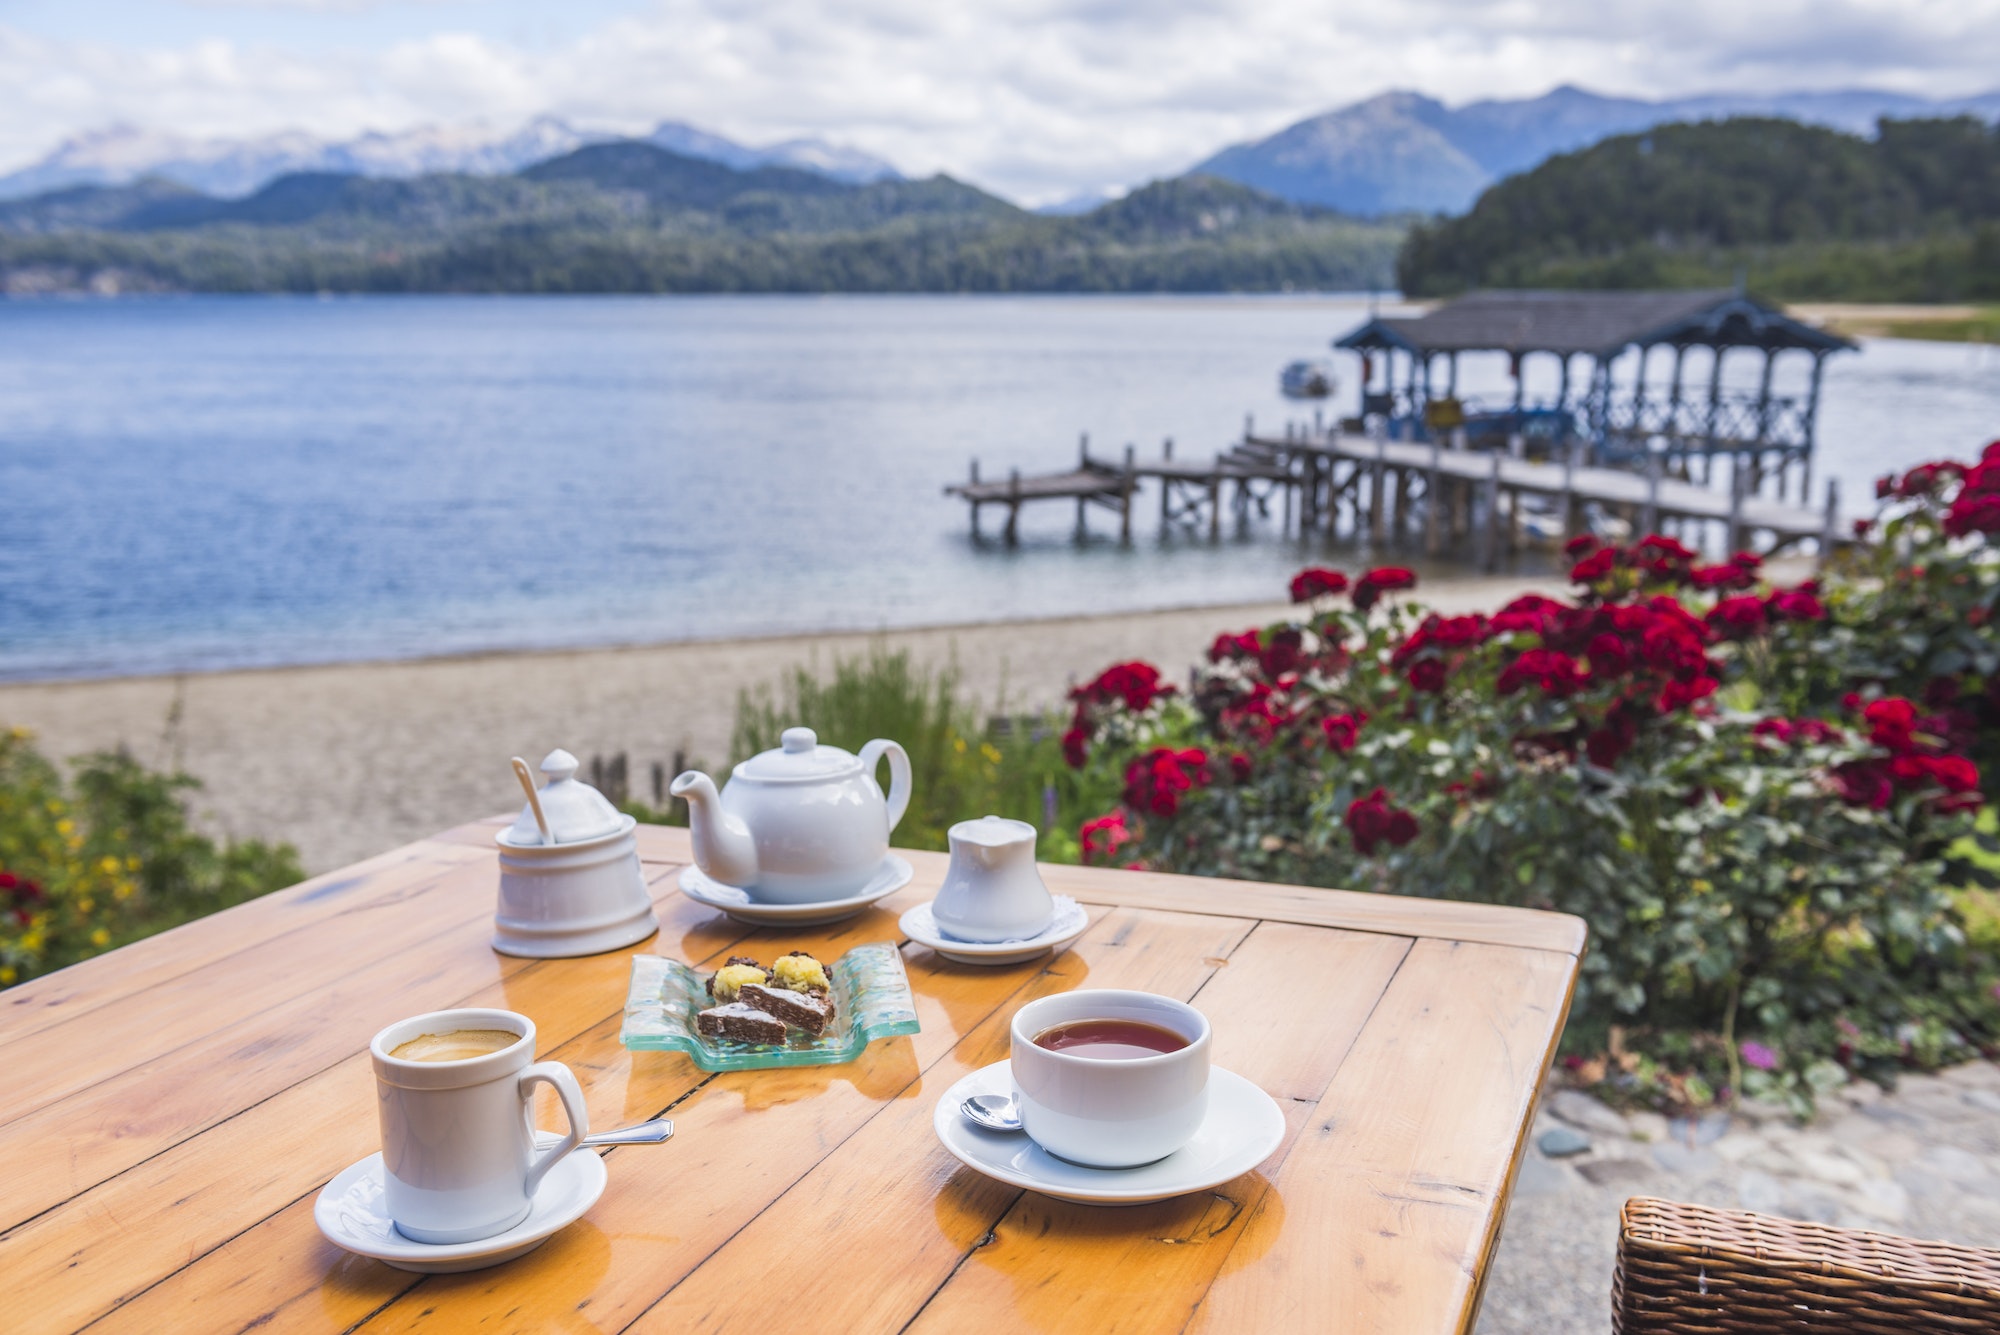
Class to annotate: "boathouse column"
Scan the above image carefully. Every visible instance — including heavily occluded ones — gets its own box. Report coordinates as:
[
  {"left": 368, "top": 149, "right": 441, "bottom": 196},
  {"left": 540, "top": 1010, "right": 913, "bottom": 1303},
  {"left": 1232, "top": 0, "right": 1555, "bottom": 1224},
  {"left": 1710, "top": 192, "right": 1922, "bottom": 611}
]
[
  {"left": 1632, "top": 344, "right": 1652, "bottom": 437},
  {"left": 1755, "top": 346, "right": 1778, "bottom": 497},
  {"left": 1446, "top": 351, "right": 1459, "bottom": 398},
  {"left": 1704, "top": 345, "right": 1725, "bottom": 461},
  {"left": 1511, "top": 350, "right": 1526, "bottom": 412},
  {"left": 1800, "top": 349, "right": 1828, "bottom": 510}
]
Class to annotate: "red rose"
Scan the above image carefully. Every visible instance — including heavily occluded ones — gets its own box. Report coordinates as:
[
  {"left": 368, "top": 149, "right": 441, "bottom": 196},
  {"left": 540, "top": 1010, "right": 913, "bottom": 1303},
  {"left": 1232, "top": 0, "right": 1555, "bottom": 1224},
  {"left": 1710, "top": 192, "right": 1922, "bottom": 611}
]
[
  {"left": 1496, "top": 649, "right": 1586, "bottom": 698},
  {"left": 1072, "top": 661, "right": 1175, "bottom": 713},
  {"left": 1584, "top": 632, "right": 1632, "bottom": 678},
  {"left": 1079, "top": 810, "right": 1134, "bottom": 865},
  {"left": 1563, "top": 533, "right": 1600, "bottom": 557},
  {"left": 1406, "top": 658, "right": 1447, "bottom": 693},
  {"left": 1288, "top": 567, "right": 1350, "bottom": 603},
  {"left": 1257, "top": 627, "right": 1304, "bottom": 678},
  {"left": 1863, "top": 697, "right": 1919, "bottom": 752},
  {"left": 1490, "top": 594, "right": 1567, "bottom": 636},
  {"left": 1345, "top": 787, "right": 1419, "bottom": 855},
  {"left": 1707, "top": 595, "right": 1768, "bottom": 634},
  {"left": 1121, "top": 747, "right": 1212, "bottom": 818},
  {"left": 1655, "top": 674, "right": 1719, "bottom": 714},
  {"left": 1208, "top": 629, "right": 1262, "bottom": 663},
  {"left": 1766, "top": 587, "right": 1826, "bottom": 622},
  {"left": 1569, "top": 548, "right": 1617, "bottom": 583},
  {"left": 1351, "top": 566, "right": 1417, "bottom": 612},
  {"left": 1834, "top": 762, "right": 1894, "bottom": 809},
  {"left": 1321, "top": 711, "right": 1366, "bottom": 752},
  {"left": 1061, "top": 726, "right": 1090, "bottom": 769}
]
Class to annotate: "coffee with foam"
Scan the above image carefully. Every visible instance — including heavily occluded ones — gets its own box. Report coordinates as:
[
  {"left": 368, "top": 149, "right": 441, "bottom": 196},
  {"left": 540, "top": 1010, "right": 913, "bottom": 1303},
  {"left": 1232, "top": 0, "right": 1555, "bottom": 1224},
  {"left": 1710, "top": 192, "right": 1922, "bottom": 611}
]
[{"left": 389, "top": 1028, "right": 520, "bottom": 1063}]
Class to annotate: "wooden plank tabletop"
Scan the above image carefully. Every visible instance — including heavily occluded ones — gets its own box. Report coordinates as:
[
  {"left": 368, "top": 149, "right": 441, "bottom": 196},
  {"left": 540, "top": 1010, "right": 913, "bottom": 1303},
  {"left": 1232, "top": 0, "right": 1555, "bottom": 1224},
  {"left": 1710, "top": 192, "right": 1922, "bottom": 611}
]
[{"left": 0, "top": 821, "right": 1584, "bottom": 1334}]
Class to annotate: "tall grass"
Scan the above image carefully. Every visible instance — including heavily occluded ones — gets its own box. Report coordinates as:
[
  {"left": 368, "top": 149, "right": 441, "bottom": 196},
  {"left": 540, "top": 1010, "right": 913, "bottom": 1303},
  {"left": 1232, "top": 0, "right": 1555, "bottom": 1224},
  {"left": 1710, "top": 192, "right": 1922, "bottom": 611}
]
[{"left": 708, "top": 646, "right": 1114, "bottom": 861}]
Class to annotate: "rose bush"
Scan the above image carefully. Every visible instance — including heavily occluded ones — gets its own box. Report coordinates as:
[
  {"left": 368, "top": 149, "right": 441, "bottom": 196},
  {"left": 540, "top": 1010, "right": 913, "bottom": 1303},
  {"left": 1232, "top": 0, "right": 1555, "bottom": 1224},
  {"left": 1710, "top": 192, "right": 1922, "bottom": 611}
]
[{"left": 1061, "top": 445, "right": 2000, "bottom": 1115}]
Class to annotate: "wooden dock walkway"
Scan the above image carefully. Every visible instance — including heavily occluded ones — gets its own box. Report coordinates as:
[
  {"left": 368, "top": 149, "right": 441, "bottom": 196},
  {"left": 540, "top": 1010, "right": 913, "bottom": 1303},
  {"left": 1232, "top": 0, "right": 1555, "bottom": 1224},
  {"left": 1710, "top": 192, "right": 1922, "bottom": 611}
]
[
  {"left": 947, "top": 424, "right": 1843, "bottom": 562},
  {"left": 1255, "top": 428, "right": 1842, "bottom": 565}
]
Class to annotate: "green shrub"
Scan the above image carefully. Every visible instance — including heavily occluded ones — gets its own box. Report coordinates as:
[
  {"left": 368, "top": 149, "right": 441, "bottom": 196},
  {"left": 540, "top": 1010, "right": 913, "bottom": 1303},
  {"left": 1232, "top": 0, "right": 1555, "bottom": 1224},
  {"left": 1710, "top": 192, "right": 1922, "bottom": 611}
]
[{"left": 0, "top": 727, "right": 302, "bottom": 987}]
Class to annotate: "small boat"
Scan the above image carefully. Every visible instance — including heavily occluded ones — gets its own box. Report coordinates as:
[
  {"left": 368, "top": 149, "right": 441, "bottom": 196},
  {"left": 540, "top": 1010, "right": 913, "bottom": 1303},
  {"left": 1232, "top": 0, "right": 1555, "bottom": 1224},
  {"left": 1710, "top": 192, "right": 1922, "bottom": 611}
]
[{"left": 1279, "top": 360, "right": 1335, "bottom": 399}]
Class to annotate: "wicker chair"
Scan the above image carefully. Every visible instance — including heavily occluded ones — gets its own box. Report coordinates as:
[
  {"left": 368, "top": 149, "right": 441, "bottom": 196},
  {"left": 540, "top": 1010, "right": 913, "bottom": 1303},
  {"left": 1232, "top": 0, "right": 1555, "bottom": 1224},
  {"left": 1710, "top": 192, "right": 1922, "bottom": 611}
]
[{"left": 1614, "top": 1197, "right": 2000, "bottom": 1333}]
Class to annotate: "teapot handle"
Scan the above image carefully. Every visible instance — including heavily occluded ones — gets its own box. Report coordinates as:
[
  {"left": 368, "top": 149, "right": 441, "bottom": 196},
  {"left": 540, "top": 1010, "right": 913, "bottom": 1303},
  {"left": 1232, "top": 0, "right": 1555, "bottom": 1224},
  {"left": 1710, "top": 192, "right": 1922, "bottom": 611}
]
[{"left": 859, "top": 738, "right": 912, "bottom": 834}]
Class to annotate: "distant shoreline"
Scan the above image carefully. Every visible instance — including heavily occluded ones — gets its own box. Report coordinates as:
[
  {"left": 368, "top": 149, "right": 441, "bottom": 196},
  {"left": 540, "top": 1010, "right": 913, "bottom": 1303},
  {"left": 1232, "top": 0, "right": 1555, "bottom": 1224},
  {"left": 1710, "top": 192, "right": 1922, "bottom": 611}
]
[{"left": 1790, "top": 302, "right": 1999, "bottom": 344}]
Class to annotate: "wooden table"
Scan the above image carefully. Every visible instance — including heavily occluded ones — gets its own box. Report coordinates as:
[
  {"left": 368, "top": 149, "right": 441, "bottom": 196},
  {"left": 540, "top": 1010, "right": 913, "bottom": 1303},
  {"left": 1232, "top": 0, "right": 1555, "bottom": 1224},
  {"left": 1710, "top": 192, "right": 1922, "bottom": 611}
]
[{"left": 1, "top": 821, "right": 1584, "bottom": 1334}]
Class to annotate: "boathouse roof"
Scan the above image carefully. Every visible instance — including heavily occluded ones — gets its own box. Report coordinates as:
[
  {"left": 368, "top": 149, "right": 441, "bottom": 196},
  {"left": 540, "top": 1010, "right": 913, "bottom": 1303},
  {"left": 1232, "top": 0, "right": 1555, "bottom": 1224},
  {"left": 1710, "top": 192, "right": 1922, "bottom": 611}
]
[{"left": 1335, "top": 289, "right": 1855, "bottom": 359}]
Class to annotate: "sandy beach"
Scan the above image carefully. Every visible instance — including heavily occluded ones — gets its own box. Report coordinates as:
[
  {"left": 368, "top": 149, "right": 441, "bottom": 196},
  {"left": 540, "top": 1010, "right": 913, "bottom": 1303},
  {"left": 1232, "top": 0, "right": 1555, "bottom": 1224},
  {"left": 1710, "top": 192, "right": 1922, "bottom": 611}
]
[{"left": 0, "top": 572, "right": 1603, "bottom": 873}]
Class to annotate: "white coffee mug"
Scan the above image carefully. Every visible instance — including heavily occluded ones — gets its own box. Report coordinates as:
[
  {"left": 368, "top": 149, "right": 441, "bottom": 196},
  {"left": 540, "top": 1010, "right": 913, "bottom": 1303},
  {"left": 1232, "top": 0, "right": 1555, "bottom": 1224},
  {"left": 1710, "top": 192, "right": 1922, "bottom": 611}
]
[
  {"left": 370, "top": 1007, "right": 589, "bottom": 1245},
  {"left": 1008, "top": 989, "right": 1211, "bottom": 1168}
]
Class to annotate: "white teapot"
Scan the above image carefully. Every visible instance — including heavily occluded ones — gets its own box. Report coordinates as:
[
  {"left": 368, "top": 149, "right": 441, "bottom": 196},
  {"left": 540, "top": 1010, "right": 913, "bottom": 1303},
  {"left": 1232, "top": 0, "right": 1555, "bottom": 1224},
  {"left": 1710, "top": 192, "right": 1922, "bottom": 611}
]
[{"left": 669, "top": 727, "right": 911, "bottom": 903}]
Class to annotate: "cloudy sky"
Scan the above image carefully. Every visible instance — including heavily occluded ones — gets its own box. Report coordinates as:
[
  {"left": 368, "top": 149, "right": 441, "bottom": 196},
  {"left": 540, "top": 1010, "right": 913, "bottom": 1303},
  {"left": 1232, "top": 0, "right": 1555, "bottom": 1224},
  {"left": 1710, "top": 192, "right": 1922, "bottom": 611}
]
[{"left": 3, "top": 0, "right": 1998, "bottom": 203}]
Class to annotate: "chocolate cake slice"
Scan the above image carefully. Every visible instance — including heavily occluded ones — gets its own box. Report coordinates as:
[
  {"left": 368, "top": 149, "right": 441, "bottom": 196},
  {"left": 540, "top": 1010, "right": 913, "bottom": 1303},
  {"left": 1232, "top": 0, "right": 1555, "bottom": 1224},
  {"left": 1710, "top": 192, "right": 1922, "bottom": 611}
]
[
  {"left": 694, "top": 1001, "right": 787, "bottom": 1044},
  {"left": 738, "top": 981, "right": 837, "bottom": 1036}
]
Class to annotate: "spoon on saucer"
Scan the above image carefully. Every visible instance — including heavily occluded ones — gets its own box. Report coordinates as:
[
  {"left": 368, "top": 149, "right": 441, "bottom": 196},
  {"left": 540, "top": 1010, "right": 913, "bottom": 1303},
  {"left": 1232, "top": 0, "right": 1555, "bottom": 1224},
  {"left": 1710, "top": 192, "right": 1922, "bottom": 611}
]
[
  {"left": 960, "top": 1094, "right": 1024, "bottom": 1133},
  {"left": 580, "top": 1118, "right": 673, "bottom": 1147}
]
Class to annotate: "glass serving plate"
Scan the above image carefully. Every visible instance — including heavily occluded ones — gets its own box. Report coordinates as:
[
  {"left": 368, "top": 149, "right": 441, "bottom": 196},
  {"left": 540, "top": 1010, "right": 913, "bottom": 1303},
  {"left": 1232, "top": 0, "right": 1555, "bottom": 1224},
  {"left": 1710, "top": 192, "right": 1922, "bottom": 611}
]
[{"left": 620, "top": 942, "right": 920, "bottom": 1071}]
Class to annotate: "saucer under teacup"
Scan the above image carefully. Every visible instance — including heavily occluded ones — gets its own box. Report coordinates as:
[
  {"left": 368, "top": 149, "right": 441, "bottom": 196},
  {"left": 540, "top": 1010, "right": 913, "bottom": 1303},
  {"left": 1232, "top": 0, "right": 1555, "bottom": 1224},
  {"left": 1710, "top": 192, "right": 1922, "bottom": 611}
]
[
  {"left": 899, "top": 895, "right": 1088, "bottom": 965},
  {"left": 678, "top": 854, "right": 913, "bottom": 926},
  {"left": 931, "top": 1060, "right": 1285, "bottom": 1205},
  {"left": 314, "top": 1133, "right": 606, "bottom": 1273}
]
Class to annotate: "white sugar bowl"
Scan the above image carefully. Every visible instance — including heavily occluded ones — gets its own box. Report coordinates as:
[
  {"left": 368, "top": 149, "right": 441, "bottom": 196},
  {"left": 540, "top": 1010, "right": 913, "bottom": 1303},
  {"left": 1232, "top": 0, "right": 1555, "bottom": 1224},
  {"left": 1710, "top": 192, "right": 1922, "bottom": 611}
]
[
  {"left": 930, "top": 815, "right": 1053, "bottom": 943},
  {"left": 492, "top": 749, "right": 658, "bottom": 958}
]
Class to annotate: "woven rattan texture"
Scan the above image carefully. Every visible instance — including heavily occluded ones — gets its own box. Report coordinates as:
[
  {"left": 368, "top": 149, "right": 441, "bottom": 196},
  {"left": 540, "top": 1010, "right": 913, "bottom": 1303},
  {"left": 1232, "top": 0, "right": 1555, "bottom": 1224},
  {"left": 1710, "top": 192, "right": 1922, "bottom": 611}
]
[{"left": 1613, "top": 1197, "right": 2000, "bottom": 1333}]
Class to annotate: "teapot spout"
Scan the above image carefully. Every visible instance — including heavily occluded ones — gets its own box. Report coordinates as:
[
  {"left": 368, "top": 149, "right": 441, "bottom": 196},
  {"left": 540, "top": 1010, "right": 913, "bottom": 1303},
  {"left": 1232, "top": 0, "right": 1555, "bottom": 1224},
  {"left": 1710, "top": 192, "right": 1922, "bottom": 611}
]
[{"left": 668, "top": 771, "right": 760, "bottom": 889}]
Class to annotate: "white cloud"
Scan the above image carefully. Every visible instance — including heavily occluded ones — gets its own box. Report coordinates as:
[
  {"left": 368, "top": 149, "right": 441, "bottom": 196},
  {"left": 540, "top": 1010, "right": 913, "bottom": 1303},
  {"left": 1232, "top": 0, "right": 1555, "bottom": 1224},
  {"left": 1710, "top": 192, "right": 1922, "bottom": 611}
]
[{"left": 3, "top": 0, "right": 1998, "bottom": 204}]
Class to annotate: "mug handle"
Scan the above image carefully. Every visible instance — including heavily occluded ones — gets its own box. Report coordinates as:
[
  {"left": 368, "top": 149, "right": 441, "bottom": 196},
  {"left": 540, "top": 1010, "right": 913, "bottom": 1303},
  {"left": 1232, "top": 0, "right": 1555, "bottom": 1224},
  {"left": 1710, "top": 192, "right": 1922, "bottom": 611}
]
[
  {"left": 859, "top": 738, "right": 912, "bottom": 834},
  {"left": 518, "top": 1060, "right": 589, "bottom": 1199}
]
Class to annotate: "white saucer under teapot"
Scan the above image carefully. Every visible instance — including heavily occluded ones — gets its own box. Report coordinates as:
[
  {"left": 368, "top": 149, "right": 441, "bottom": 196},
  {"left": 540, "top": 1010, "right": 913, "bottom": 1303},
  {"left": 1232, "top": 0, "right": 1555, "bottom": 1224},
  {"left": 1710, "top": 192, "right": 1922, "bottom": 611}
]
[{"left": 669, "top": 727, "right": 912, "bottom": 905}]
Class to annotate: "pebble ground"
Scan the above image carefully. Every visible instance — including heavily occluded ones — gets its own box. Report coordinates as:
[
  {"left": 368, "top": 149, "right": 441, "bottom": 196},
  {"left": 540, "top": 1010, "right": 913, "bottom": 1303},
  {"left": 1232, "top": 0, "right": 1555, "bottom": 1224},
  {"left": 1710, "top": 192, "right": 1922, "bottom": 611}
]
[{"left": 1476, "top": 1059, "right": 2000, "bottom": 1332}]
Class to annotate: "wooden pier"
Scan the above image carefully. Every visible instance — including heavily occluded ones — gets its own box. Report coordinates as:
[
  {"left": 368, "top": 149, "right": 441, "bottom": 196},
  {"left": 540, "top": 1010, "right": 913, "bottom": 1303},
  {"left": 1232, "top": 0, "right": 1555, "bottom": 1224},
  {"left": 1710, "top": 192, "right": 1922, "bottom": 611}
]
[
  {"left": 944, "top": 435, "right": 1293, "bottom": 546},
  {"left": 948, "top": 422, "right": 1843, "bottom": 563}
]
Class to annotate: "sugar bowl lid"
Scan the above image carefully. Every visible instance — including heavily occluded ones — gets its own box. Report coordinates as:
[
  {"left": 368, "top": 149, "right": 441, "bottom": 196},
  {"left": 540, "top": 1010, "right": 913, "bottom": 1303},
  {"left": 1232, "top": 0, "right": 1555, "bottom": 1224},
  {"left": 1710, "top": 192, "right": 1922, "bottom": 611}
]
[{"left": 504, "top": 749, "right": 626, "bottom": 845}]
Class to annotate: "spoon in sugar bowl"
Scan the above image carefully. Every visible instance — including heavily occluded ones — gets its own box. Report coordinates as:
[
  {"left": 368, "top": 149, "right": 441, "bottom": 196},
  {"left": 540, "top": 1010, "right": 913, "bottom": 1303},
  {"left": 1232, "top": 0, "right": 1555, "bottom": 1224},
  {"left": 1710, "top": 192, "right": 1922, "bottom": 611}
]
[{"left": 960, "top": 1093, "right": 1024, "bottom": 1133}]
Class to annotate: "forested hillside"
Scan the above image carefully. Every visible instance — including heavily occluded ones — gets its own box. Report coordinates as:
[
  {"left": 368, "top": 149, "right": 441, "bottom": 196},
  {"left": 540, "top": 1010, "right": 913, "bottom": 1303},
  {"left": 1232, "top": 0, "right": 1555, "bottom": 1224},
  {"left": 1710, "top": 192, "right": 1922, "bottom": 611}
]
[
  {"left": 0, "top": 142, "right": 1405, "bottom": 295},
  {"left": 1398, "top": 117, "right": 2000, "bottom": 300}
]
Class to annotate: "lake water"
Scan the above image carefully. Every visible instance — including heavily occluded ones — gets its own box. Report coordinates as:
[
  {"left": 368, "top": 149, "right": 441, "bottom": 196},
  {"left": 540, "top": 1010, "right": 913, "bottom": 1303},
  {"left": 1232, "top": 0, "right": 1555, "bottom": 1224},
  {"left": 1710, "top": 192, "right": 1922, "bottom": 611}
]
[{"left": 2, "top": 294, "right": 1996, "bottom": 682}]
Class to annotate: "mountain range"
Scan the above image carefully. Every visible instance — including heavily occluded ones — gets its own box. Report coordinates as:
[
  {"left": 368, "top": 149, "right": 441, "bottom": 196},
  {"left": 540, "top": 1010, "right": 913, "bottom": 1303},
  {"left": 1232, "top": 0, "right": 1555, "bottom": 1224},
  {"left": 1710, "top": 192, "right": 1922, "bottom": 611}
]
[
  {"left": 10, "top": 84, "right": 2000, "bottom": 221},
  {"left": 0, "top": 141, "right": 1404, "bottom": 295},
  {"left": 1195, "top": 84, "right": 2000, "bottom": 215},
  {"left": 0, "top": 117, "right": 900, "bottom": 201}
]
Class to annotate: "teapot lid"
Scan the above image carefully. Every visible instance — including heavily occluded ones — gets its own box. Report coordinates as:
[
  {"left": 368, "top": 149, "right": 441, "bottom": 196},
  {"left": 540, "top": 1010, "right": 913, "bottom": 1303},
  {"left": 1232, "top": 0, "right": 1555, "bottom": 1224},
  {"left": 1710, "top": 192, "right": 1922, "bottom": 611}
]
[
  {"left": 733, "top": 727, "right": 862, "bottom": 783},
  {"left": 504, "top": 749, "right": 626, "bottom": 845}
]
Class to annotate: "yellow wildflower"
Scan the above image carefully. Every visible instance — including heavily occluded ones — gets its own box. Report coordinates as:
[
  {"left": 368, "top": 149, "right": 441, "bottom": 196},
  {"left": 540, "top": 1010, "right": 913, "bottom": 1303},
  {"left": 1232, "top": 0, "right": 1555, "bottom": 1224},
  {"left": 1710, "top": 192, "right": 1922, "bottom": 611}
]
[
  {"left": 90, "top": 927, "right": 110, "bottom": 947},
  {"left": 78, "top": 898, "right": 94, "bottom": 915},
  {"left": 952, "top": 737, "right": 967, "bottom": 753},
  {"left": 55, "top": 817, "right": 74, "bottom": 835},
  {"left": 100, "top": 856, "right": 122, "bottom": 876},
  {"left": 0, "top": 966, "right": 15, "bottom": 985},
  {"left": 980, "top": 743, "right": 1002, "bottom": 765}
]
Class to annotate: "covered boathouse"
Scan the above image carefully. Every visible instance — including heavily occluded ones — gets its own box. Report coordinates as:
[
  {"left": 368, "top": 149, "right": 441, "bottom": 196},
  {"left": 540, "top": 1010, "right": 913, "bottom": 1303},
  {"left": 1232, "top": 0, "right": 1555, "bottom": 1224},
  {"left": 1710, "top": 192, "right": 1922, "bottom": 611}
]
[{"left": 1333, "top": 289, "right": 1855, "bottom": 505}]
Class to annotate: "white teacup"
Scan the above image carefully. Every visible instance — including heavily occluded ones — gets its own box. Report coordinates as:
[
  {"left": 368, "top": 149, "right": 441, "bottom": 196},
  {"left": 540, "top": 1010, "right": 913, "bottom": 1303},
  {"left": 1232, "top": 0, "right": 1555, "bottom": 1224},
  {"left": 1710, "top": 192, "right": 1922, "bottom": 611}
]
[
  {"left": 1009, "top": 989, "right": 1211, "bottom": 1168},
  {"left": 370, "top": 1007, "right": 589, "bottom": 1245}
]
